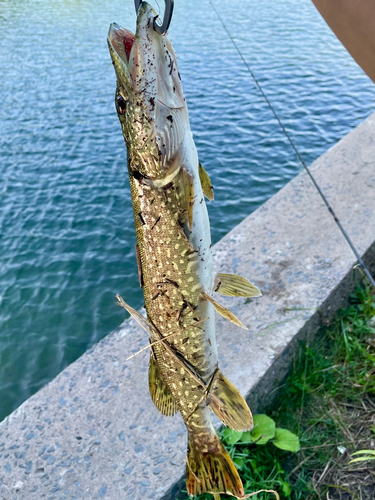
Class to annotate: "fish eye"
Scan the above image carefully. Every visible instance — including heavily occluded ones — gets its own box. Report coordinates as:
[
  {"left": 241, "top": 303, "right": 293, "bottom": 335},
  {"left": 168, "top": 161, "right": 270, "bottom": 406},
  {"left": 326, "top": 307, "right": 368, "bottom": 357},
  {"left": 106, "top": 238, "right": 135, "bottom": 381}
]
[{"left": 116, "top": 95, "right": 127, "bottom": 115}]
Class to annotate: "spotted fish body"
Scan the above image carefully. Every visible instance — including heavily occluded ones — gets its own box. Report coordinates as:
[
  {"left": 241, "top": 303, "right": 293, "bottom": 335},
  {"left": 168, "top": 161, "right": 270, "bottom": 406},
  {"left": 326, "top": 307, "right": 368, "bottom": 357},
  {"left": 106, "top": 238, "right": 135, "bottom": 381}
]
[{"left": 108, "top": 3, "right": 261, "bottom": 497}]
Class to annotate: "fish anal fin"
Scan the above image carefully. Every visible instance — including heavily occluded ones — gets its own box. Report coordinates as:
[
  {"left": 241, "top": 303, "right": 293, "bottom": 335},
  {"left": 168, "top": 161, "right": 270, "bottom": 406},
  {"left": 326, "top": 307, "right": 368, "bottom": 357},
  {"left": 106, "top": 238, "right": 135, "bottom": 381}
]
[
  {"left": 214, "top": 273, "right": 261, "bottom": 298},
  {"left": 149, "top": 354, "right": 178, "bottom": 417},
  {"left": 202, "top": 293, "right": 248, "bottom": 330},
  {"left": 209, "top": 370, "right": 253, "bottom": 431},
  {"left": 198, "top": 162, "right": 214, "bottom": 201},
  {"left": 186, "top": 429, "right": 244, "bottom": 498}
]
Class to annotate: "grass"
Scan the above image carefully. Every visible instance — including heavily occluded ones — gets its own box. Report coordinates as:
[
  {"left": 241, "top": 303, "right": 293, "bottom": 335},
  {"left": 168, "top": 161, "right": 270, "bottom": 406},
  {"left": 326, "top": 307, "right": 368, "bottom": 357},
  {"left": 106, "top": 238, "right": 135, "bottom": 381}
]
[{"left": 177, "top": 284, "right": 375, "bottom": 500}]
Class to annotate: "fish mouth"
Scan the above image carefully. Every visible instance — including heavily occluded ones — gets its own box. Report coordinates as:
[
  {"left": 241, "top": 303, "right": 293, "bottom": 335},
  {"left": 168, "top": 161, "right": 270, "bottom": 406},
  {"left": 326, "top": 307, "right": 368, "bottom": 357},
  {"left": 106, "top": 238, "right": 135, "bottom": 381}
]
[
  {"left": 107, "top": 2, "right": 155, "bottom": 89},
  {"left": 108, "top": 23, "right": 135, "bottom": 67}
]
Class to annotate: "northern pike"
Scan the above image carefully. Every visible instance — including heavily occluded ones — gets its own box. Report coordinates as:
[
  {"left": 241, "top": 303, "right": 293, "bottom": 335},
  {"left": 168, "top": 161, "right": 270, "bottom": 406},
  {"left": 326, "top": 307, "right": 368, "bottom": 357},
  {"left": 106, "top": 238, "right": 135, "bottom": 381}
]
[{"left": 108, "top": 3, "right": 261, "bottom": 497}]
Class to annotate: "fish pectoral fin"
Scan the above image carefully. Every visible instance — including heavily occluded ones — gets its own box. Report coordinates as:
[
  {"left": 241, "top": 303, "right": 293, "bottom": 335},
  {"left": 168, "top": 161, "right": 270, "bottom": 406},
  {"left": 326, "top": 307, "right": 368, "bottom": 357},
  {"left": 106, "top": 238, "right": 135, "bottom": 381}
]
[
  {"left": 116, "top": 294, "right": 154, "bottom": 336},
  {"left": 198, "top": 162, "right": 214, "bottom": 201},
  {"left": 214, "top": 273, "right": 261, "bottom": 297},
  {"left": 186, "top": 429, "right": 245, "bottom": 498},
  {"left": 201, "top": 293, "right": 248, "bottom": 330},
  {"left": 149, "top": 355, "right": 178, "bottom": 417},
  {"left": 209, "top": 370, "right": 253, "bottom": 432}
]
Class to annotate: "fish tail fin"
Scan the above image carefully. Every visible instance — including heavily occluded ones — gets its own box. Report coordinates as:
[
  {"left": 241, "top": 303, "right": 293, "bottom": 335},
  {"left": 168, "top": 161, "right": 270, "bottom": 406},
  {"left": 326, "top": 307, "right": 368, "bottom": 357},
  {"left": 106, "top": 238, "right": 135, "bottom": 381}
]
[{"left": 186, "top": 429, "right": 244, "bottom": 498}]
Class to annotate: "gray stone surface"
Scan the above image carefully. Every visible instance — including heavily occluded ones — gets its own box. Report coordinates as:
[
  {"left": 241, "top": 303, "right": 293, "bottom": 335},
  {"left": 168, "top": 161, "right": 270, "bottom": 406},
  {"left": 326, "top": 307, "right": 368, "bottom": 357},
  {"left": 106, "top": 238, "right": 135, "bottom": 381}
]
[{"left": 1, "top": 112, "right": 375, "bottom": 500}]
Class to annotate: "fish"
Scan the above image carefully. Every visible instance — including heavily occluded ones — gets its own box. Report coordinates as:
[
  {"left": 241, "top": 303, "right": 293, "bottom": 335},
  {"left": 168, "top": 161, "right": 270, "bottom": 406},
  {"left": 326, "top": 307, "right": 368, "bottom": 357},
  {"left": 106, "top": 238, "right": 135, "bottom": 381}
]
[{"left": 107, "top": 2, "right": 261, "bottom": 497}]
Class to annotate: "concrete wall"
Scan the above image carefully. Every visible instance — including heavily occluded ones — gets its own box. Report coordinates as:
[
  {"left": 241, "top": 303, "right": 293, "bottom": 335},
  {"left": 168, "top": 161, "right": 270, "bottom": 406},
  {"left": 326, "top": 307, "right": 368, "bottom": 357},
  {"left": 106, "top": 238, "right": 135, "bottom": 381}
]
[{"left": 1, "top": 113, "right": 375, "bottom": 500}]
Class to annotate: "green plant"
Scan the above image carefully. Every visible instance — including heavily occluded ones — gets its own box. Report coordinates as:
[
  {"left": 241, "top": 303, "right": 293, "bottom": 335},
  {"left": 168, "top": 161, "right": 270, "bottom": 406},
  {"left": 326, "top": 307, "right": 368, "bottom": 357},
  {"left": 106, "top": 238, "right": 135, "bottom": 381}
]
[{"left": 221, "top": 415, "right": 300, "bottom": 453}]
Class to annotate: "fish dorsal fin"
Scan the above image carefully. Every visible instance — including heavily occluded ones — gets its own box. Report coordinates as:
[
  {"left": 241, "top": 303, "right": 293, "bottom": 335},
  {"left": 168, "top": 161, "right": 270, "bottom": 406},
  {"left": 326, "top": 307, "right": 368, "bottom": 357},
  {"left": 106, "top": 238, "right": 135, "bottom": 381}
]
[
  {"left": 214, "top": 273, "right": 261, "bottom": 297},
  {"left": 149, "top": 353, "right": 178, "bottom": 416},
  {"left": 198, "top": 162, "right": 214, "bottom": 201},
  {"left": 201, "top": 293, "right": 247, "bottom": 330},
  {"left": 209, "top": 370, "right": 253, "bottom": 431}
]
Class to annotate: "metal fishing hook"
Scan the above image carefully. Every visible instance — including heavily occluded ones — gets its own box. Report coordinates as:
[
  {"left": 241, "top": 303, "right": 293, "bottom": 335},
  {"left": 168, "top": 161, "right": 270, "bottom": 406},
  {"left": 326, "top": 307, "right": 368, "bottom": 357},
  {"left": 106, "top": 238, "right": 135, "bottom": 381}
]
[{"left": 134, "top": 0, "right": 174, "bottom": 35}]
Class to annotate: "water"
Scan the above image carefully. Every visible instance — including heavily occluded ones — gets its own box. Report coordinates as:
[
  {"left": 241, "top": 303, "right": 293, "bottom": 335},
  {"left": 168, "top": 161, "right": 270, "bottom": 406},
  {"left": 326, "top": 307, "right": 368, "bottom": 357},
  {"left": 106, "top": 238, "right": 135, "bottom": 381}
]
[{"left": 0, "top": 0, "right": 374, "bottom": 422}]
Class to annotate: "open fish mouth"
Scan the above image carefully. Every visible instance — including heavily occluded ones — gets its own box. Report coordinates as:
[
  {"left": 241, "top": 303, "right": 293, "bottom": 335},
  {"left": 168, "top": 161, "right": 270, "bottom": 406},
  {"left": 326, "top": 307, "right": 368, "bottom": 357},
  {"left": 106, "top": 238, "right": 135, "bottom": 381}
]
[
  {"left": 107, "top": 22, "right": 136, "bottom": 92},
  {"left": 108, "top": 23, "right": 135, "bottom": 68},
  {"left": 107, "top": 2, "right": 159, "bottom": 92}
]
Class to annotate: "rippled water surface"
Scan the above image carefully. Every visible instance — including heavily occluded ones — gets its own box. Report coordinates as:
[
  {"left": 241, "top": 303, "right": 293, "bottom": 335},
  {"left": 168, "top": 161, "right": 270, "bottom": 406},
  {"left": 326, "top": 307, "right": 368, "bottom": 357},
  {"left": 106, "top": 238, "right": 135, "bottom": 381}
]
[{"left": 0, "top": 0, "right": 374, "bottom": 421}]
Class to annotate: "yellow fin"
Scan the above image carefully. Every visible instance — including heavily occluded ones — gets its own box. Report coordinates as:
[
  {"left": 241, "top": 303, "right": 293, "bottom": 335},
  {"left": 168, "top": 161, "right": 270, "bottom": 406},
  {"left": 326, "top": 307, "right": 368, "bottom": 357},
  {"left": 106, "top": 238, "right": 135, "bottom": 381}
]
[
  {"left": 149, "top": 354, "right": 178, "bottom": 417},
  {"left": 186, "top": 430, "right": 244, "bottom": 498},
  {"left": 209, "top": 370, "right": 253, "bottom": 431},
  {"left": 214, "top": 273, "right": 261, "bottom": 297},
  {"left": 202, "top": 293, "right": 247, "bottom": 330},
  {"left": 199, "top": 162, "right": 214, "bottom": 201}
]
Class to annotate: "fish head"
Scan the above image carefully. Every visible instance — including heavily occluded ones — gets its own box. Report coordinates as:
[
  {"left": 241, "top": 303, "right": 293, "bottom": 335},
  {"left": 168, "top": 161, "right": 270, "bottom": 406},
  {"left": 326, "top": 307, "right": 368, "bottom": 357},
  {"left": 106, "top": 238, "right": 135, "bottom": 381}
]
[{"left": 108, "top": 2, "right": 188, "bottom": 181}]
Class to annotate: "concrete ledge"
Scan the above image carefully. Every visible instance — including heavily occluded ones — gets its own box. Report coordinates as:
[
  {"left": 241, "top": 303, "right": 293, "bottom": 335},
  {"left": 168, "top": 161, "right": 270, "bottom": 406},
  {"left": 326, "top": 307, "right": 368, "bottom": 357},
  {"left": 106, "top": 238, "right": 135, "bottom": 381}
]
[{"left": 1, "top": 113, "right": 375, "bottom": 500}]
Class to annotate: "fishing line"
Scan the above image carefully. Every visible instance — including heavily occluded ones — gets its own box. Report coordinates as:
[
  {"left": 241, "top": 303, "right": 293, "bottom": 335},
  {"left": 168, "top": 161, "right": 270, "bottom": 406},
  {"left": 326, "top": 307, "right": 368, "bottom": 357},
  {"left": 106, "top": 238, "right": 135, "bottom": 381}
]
[{"left": 208, "top": 0, "right": 375, "bottom": 290}]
